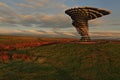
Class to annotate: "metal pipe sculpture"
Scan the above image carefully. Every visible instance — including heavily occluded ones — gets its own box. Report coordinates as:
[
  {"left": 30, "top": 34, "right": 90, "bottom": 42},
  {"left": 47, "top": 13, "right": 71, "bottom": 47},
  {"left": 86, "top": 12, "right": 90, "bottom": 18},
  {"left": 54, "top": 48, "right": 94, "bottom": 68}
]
[{"left": 65, "top": 7, "right": 111, "bottom": 41}]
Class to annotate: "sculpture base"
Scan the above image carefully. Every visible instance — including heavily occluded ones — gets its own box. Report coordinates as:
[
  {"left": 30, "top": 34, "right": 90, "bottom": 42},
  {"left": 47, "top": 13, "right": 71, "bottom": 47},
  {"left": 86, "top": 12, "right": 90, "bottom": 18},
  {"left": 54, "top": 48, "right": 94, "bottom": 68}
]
[{"left": 80, "top": 37, "right": 91, "bottom": 41}]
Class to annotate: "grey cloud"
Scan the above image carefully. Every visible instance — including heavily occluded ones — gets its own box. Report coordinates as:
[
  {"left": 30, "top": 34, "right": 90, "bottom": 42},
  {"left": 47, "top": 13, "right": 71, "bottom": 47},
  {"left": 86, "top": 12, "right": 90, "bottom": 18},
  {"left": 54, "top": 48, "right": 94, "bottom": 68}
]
[
  {"left": 111, "top": 23, "right": 120, "bottom": 26},
  {"left": 34, "top": 30, "right": 46, "bottom": 33},
  {"left": 14, "top": 3, "right": 35, "bottom": 9},
  {"left": 89, "top": 19, "right": 105, "bottom": 27},
  {"left": 90, "top": 32, "right": 120, "bottom": 37},
  {"left": 36, "top": 13, "right": 72, "bottom": 28},
  {"left": 0, "top": 2, "right": 10, "bottom": 8},
  {"left": 0, "top": 11, "right": 72, "bottom": 28},
  {"left": 0, "top": 1, "right": 108, "bottom": 29},
  {"left": 1, "top": 28, "right": 119, "bottom": 39},
  {"left": 15, "top": 29, "right": 78, "bottom": 38},
  {"left": 90, "top": 32, "right": 120, "bottom": 39}
]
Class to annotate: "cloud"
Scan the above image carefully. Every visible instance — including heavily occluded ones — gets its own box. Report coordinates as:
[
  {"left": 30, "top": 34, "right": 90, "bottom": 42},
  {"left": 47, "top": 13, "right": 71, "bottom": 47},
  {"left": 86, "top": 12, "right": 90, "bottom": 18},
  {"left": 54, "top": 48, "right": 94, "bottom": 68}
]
[
  {"left": 0, "top": 2, "right": 9, "bottom": 8},
  {"left": 111, "top": 23, "right": 120, "bottom": 26},
  {"left": 0, "top": 28, "right": 77, "bottom": 37},
  {"left": 0, "top": 10, "right": 111, "bottom": 32},
  {"left": 0, "top": 0, "right": 71, "bottom": 28},
  {"left": 26, "top": 0, "right": 68, "bottom": 9},
  {"left": 30, "top": 30, "right": 76, "bottom": 37},
  {"left": 14, "top": 3, "right": 35, "bottom": 9},
  {"left": 0, "top": 0, "right": 109, "bottom": 30},
  {"left": 0, "top": 0, "right": 118, "bottom": 38},
  {"left": 90, "top": 32, "right": 120, "bottom": 38},
  {"left": 59, "top": 32, "right": 76, "bottom": 36},
  {"left": 0, "top": 11, "right": 72, "bottom": 28},
  {"left": 0, "top": 2, "right": 22, "bottom": 26},
  {"left": 0, "top": 27, "right": 120, "bottom": 39},
  {"left": 36, "top": 13, "right": 71, "bottom": 28},
  {"left": 26, "top": 0, "right": 48, "bottom": 7},
  {"left": 0, "top": 28, "right": 20, "bottom": 34},
  {"left": 12, "top": 0, "right": 68, "bottom": 10},
  {"left": 89, "top": 18, "right": 105, "bottom": 27}
]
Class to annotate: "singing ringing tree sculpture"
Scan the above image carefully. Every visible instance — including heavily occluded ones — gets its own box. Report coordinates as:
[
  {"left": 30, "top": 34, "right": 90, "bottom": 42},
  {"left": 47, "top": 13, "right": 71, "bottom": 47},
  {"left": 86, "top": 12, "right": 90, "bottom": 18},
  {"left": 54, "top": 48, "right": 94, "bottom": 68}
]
[{"left": 65, "top": 7, "right": 111, "bottom": 41}]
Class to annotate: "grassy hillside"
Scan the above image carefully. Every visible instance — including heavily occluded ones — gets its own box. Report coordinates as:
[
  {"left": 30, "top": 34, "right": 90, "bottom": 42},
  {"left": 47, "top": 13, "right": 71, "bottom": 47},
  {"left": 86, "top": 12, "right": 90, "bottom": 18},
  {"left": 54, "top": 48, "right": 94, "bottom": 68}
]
[{"left": 0, "top": 43, "right": 120, "bottom": 80}]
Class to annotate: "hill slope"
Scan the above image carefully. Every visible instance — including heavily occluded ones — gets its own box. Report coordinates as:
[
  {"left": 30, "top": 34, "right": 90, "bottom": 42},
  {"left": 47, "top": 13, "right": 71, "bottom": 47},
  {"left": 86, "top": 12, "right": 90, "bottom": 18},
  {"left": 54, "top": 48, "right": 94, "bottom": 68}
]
[{"left": 0, "top": 43, "right": 120, "bottom": 80}]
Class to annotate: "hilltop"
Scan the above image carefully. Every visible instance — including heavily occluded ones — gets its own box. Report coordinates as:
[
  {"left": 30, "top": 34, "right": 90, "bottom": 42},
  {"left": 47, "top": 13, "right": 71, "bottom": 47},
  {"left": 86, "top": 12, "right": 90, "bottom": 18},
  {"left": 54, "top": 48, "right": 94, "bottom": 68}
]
[{"left": 0, "top": 35, "right": 120, "bottom": 80}]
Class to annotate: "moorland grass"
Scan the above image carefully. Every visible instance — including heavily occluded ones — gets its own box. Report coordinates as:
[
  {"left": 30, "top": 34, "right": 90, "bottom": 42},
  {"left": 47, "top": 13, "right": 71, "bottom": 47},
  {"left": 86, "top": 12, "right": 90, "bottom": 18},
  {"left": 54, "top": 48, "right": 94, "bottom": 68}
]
[{"left": 0, "top": 43, "right": 120, "bottom": 80}]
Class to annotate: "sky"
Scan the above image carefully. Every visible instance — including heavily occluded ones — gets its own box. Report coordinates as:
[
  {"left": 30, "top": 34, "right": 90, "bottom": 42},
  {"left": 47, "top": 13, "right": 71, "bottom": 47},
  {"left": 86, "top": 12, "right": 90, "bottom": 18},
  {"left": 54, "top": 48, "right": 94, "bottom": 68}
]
[{"left": 0, "top": 0, "right": 120, "bottom": 39}]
